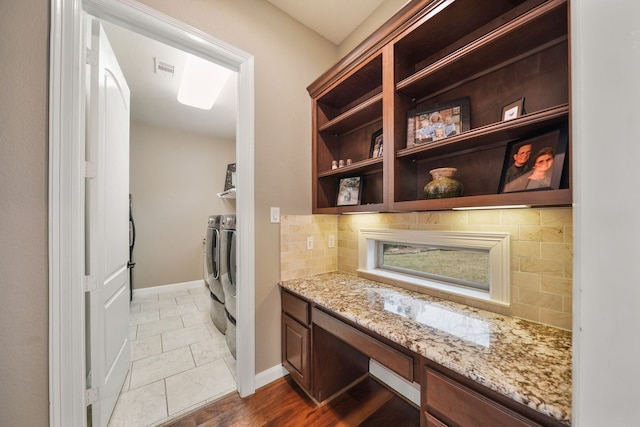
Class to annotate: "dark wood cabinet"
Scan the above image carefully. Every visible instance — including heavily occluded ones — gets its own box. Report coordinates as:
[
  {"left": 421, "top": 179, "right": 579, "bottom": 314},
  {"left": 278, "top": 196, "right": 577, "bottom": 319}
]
[
  {"left": 282, "top": 314, "right": 310, "bottom": 390},
  {"left": 424, "top": 368, "right": 540, "bottom": 427},
  {"left": 281, "top": 291, "right": 311, "bottom": 391},
  {"left": 308, "top": 0, "right": 571, "bottom": 213}
]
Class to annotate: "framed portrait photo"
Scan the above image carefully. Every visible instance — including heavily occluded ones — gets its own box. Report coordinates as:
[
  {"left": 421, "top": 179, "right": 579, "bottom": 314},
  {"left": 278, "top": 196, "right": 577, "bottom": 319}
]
[
  {"left": 336, "top": 176, "right": 362, "bottom": 206},
  {"left": 406, "top": 97, "right": 470, "bottom": 148},
  {"left": 501, "top": 98, "right": 525, "bottom": 121},
  {"left": 369, "top": 129, "right": 383, "bottom": 158},
  {"left": 500, "top": 126, "right": 568, "bottom": 193}
]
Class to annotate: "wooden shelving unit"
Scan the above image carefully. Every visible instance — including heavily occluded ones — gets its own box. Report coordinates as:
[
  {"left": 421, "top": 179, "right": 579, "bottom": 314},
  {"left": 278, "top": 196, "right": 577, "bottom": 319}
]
[{"left": 307, "top": 0, "right": 571, "bottom": 214}]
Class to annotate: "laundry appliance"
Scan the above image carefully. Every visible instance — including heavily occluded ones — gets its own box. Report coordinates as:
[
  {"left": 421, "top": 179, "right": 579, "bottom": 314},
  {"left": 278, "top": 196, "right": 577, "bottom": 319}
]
[
  {"left": 220, "top": 213, "right": 237, "bottom": 358},
  {"left": 205, "top": 214, "right": 225, "bottom": 334}
]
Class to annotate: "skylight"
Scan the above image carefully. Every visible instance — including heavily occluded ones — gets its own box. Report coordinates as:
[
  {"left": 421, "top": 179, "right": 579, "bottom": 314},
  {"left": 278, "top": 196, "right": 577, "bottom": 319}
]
[{"left": 177, "top": 54, "right": 231, "bottom": 110}]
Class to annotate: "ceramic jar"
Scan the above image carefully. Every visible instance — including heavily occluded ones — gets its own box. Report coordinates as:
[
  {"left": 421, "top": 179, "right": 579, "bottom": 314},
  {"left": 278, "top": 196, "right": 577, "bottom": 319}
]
[{"left": 424, "top": 167, "right": 463, "bottom": 199}]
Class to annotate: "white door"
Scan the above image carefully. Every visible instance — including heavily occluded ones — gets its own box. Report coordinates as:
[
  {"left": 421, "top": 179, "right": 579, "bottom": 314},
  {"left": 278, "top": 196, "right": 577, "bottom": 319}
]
[{"left": 86, "top": 19, "right": 131, "bottom": 427}]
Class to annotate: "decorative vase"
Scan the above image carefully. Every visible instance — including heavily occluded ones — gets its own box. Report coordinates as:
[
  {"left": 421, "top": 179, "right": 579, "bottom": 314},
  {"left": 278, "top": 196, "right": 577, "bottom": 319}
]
[{"left": 424, "top": 167, "right": 463, "bottom": 199}]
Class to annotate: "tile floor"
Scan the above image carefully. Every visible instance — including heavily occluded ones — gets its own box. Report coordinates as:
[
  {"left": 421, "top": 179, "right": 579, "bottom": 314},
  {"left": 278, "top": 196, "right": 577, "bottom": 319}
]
[{"left": 107, "top": 283, "right": 237, "bottom": 427}]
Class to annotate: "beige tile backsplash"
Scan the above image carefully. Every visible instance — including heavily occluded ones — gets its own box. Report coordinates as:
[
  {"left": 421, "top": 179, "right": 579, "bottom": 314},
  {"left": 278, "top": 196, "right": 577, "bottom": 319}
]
[{"left": 280, "top": 207, "right": 572, "bottom": 330}]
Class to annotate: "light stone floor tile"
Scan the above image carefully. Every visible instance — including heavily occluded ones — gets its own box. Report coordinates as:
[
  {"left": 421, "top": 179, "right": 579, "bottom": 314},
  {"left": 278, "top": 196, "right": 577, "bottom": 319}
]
[
  {"left": 159, "top": 302, "right": 198, "bottom": 319},
  {"left": 129, "top": 346, "right": 194, "bottom": 390},
  {"left": 136, "top": 316, "right": 184, "bottom": 340},
  {"left": 162, "top": 323, "right": 211, "bottom": 353},
  {"left": 130, "top": 309, "right": 160, "bottom": 326},
  {"left": 175, "top": 293, "right": 204, "bottom": 305},
  {"left": 131, "top": 335, "right": 162, "bottom": 361},
  {"left": 107, "top": 380, "right": 167, "bottom": 427},
  {"left": 111, "top": 286, "right": 237, "bottom": 427},
  {"left": 131, "top": 293, "right": 159, "bottom": 304},
  {"left": 120, "top": 368, "right": 131, "bottom": 393},
  {"left": 158, "top": 289, "right": 192, "bottom": 300},
  {"left": 224, "top": 354, "right": 238, "bottom": 381},
  {"left": 194, "top": 295, "right": 211, "bottom": 312},
  {"left": 190, "top": 334, "right": 230, "bottom": 366},
  {"left": 182, "top": 310, "right": 214, "bottom": 327},
  {"left": 139, "top": 298, "right": 179, "bottom": 312},
  {"left": 165, "top": 360, "right": 236, "bottom": 416}
]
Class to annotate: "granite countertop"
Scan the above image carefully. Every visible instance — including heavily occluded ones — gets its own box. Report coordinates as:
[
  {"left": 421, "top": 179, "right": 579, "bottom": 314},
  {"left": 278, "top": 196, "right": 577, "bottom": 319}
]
[{"left": 280, "top": 271, "right": 572, "bottom": 425}]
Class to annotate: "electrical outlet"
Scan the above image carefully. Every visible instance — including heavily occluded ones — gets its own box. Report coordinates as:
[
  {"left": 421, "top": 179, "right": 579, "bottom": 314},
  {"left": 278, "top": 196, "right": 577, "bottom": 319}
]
[
  {"left": 306, "top": 236, "right": 314, "bottom": 250},
  {"left": 328, "top": 235, "right": 335, "bottom": 248},
  {"left": 270, "top": 207, "right": 280, "bottom": 223}
]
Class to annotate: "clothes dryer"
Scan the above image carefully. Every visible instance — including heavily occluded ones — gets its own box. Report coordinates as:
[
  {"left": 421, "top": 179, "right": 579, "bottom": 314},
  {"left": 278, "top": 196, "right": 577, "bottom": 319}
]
[
  {"left": 220, "top": 213, "right": 237, "bottom": 358},
  {"left": 205, "top": 215, "right": 225, "bottom": 334}
]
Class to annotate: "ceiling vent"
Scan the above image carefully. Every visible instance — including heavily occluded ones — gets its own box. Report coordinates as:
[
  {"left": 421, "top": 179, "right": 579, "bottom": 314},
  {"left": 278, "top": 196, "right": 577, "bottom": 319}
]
[{"left": 154, "top": 58, "right": 175, "bottom": 77}]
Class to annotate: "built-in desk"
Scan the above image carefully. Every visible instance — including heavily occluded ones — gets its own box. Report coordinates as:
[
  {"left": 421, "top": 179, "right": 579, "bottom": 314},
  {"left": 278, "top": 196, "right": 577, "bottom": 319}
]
[{"left": 280, "top": 272, "right": 571, "bottom": 426}]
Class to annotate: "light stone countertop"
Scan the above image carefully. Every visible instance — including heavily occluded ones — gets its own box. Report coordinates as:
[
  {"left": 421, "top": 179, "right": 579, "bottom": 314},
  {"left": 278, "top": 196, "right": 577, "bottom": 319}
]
[{"left": 280, "top": 271, "right": 572, "bottom": 425}]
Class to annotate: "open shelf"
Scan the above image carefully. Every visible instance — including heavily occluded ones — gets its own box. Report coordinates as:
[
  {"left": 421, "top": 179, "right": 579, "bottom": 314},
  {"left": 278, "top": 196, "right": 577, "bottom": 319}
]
[
  {"left": 396, "top": 104, "right": 569, "bottom": 161},
  {"left": 396, "top": 0, "right": 567, "bottom": 100},
  {"left": 217, "top": 188, "right": 236, "bottom": 199}
]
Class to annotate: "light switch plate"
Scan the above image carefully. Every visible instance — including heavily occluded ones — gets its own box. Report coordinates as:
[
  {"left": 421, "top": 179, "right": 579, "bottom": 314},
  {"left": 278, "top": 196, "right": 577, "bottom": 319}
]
[
  {"left": 306, "top": 236, "right": 313, "bottom": 250},
  {"left": 328, "top": 235, "right": 335, "bottom": 248},
  {"left": 270, "top": 207, "right": 280, "bottom": 223}
]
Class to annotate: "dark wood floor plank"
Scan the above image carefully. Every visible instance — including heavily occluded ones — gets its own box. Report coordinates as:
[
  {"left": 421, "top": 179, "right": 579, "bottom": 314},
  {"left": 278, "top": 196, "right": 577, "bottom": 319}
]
[{"left": 161, "top": 375, "right": 419, "bottom": 427}]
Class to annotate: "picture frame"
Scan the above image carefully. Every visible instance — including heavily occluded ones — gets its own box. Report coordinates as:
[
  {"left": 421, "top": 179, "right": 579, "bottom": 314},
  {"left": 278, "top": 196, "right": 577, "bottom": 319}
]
[
  {"left": 501, "top": 98, "right": 525, "bottom": 121},
  {"left": 406, "top": 97, "right": 470, "bottom": 148},
  {"left": 223, "top": 163, "right": 236, "bottom": 191},
  {"left": 369, "top": 129, "right": 383, "bottom": 158},
  {"left": 500, "top": 126, "right": 568, "bottom": 193},
  {"left": 336, "top": 176, "right": 362, "bottom": 206}
]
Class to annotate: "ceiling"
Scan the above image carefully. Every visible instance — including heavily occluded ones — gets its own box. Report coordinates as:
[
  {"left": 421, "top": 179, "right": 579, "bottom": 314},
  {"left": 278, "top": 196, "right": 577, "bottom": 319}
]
[
  {"left": 102, "top": 1, "right": 390, "bottom": 141},
  {"left": 266, "top": 0, "right": 387, "bottom": 45}
]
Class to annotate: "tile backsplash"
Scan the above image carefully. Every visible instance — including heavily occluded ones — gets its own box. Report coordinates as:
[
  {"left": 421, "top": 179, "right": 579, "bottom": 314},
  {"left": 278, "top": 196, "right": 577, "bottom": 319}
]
[{"left": 280, "top": 208, "right": 572, "bottom": 330}]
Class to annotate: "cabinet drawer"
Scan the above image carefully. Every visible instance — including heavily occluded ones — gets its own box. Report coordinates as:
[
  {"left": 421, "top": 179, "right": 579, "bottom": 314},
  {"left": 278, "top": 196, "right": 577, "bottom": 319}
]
[
  {"left": 282, "top": 290, "right": 309, "bottom": 325},
  {"left": 312, "top": 307, "right": 413, "bottom": 381},
  {"left": 425, "top": 369, "right": 539, "bottom": 427}
]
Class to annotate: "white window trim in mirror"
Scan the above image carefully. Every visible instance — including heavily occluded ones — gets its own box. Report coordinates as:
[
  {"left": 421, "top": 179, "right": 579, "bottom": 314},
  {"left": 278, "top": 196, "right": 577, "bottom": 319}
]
[{"left": 357, "top": 228, "right": 511, "bottom": 306}]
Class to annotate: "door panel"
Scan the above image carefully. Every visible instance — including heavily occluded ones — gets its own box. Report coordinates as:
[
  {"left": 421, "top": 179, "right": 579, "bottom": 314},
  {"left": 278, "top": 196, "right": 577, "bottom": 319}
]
[{"left": 87, "top": 19, "right": 131, "bottom": 427}]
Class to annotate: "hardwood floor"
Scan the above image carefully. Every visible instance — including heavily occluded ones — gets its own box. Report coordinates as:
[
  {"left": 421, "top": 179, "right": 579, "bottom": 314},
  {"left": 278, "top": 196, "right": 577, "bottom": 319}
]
[{"left": 161, "top": 375, "right": 419, "bottom": 427}]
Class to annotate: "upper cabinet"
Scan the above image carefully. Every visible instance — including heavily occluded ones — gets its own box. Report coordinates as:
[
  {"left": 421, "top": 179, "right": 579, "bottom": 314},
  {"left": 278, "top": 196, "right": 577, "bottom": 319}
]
[{"left": 308, "top": 0, "right": 571, "bottom": 214}]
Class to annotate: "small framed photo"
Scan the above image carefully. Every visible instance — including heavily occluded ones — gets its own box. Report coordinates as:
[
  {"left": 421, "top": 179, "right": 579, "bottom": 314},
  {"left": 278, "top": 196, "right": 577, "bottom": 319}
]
[
  {"left": 223, "top": 163, "right": 236, "bottom": 191},
  {"left": 501, "top": 98, "right": 525, "bottom": 121},
  {"left": 336, "top": 177, "right": 362, "bottom": 206},
  {"left": 369, "top": 129, "right": 383, "bottom": 158},
  {"left": 500, "top": 126, "right": 568, "bottom": 193},
  {"left": 406, "top": 97, "right": 470, "bottom": 148}
]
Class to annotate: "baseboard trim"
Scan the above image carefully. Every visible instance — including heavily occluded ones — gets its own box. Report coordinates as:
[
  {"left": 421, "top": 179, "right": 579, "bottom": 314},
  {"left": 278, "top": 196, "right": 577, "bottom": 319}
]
[
  {"left": 133, "top": 279, "right": 207, "bottom": 297},
  {"left": 254, "top": 364, "right": 288, "bottom": 390}
]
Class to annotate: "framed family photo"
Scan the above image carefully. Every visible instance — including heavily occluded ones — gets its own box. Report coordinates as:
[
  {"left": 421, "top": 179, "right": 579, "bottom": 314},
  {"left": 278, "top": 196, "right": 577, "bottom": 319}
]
[
  {"left": 406, "top": 97, "right": 470, "bottom": 148},
  {"left": 500, "top": 126, "right": 568, "bottom": 193},
  {"left": 336, "top": 176, "right": 362, "bottom": 206},
  {"left": 369, "top": 129, "right": 383, "bottom": 158}
]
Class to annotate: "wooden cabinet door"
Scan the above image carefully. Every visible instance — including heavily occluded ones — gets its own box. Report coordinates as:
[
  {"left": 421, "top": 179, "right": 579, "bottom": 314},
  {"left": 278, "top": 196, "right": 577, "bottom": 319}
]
[{"left": 282, "top": 314, "right": 310, "bottom": 390}]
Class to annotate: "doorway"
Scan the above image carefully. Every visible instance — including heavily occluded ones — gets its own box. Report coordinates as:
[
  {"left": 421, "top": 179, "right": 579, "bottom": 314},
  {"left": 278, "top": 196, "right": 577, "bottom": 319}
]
[{"left": 49, "top": 1, "right": 255, "bottom": 426}]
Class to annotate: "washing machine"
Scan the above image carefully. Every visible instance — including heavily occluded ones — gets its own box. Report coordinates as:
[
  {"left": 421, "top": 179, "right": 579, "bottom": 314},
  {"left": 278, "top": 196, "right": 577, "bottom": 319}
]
[
  {"left": 220, "top": 213, "right": 237, "bottom": 358},
  {"left": 205, "top": 215, "right": 226, "bottom": 334}
]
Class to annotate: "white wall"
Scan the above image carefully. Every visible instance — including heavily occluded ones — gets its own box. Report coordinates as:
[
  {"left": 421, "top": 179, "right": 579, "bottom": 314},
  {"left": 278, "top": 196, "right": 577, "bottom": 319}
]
[
  {"left": 129, "top": 121, "right": 236, "bottom": 288},
  {"left": 572, "top": 0, "right": 640, "bottom": 425}
]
